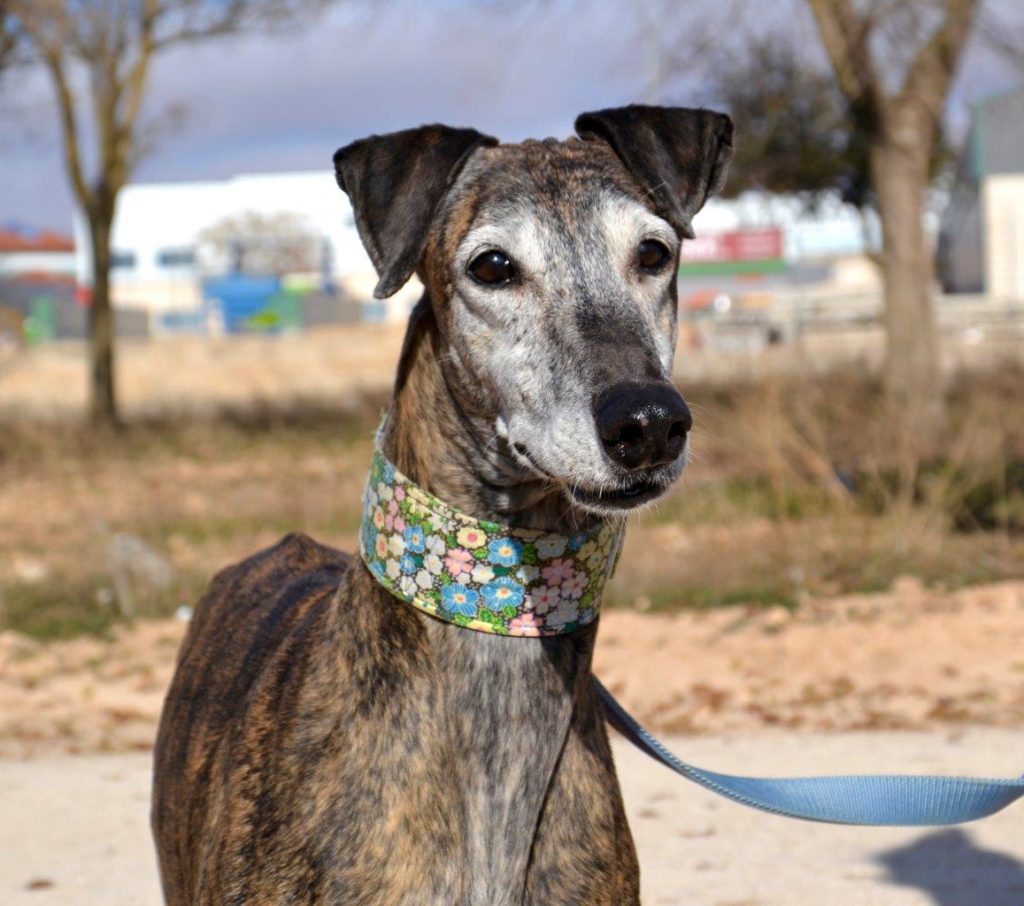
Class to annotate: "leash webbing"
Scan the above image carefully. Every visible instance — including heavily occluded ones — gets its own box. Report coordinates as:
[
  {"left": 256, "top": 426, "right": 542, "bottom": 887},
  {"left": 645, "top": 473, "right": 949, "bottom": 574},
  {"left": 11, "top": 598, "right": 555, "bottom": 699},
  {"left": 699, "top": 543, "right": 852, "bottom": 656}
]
[{"left": 597, "top": 678, "right": 1024, "bottom": 826}]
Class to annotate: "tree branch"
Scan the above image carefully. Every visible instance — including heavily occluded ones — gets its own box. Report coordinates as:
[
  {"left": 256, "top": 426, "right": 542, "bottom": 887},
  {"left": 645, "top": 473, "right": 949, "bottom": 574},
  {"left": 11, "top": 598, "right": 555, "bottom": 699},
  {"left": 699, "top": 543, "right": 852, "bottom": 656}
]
[
  {"left": 150, "top": 0, "right": 250, "bottom": 50},
  {"left": 39, "top": 45, "right": 93, "bottom": 213},
  {"left": 806, "top": 0, "right": 886, "bottom": 119},
  {"left": 898, "top": 0, "right": 979, "bottom": 120},
  {"left": 112, "top": 0, "right": 160, "bottom": 188},
  {"left": 975, "top": 6, "right": 1024, "bottom": 72}
]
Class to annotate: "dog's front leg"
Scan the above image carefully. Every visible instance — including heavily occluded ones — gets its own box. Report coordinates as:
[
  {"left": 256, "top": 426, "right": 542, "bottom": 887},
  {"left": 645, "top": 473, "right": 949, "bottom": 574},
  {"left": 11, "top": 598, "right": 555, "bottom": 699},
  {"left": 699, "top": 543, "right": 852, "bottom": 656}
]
[{"left": 525, "top": 680, "right": 641, "bottom": 905}]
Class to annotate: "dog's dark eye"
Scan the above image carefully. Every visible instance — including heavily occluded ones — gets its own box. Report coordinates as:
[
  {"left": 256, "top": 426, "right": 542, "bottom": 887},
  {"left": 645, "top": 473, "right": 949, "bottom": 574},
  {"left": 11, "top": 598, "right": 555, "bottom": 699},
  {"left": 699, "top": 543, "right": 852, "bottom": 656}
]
[
  {"left": 468, "top": 250, "right": 515, "bottom": 286},
  {"left": 637, "top": 239, "right": 671, "bottom": 273}
]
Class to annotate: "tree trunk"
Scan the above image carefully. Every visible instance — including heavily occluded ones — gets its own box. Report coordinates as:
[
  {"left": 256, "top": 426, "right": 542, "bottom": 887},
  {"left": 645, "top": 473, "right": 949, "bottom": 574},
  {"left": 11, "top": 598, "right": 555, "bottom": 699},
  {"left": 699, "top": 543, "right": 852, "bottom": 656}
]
[
  {"left": 869, "top": 112, "right": 943, "bottom": 438},
  {"left": 87, "top": 207, "right": 119, "bottom": 427}
]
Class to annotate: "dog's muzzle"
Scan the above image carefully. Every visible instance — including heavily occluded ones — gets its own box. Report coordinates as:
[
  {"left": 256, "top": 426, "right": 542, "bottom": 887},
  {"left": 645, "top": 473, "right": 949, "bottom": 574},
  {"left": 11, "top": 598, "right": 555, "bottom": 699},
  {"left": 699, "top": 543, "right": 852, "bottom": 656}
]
[{"left": 592, "top": 381, "right": 691, "bottom": 471}]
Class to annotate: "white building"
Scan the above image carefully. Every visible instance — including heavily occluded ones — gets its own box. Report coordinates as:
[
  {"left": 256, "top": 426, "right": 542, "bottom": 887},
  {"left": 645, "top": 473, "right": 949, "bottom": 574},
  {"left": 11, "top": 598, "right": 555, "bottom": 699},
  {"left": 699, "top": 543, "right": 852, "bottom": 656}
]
[
  {"left": 940, "top": 86, "right": 1024, "bottom": 302},
  {"left": 693, "top": 192, "right": 878, "bottom": 262},
  {"left": 72, "top": 170, "right": 419, "bottom": 321},
  {"left": 73, "top": 163, "right": 891, "bottom": 329}
]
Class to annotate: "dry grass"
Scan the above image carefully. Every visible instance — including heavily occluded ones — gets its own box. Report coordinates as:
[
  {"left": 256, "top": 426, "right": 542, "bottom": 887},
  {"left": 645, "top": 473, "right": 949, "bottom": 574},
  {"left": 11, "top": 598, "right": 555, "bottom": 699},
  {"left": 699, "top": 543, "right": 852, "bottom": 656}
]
[
  {"left": 612, "top": 363, "right": 1024, "bottom": 611},
  {"left": 1, "top": 356, "right": 1023, "bottom": 639},
  {"left": 0, "top": 404, "right": 381, "bottom": 638},
  {"left": 0, "top": 325, "right": 407, "bottom": 421}
]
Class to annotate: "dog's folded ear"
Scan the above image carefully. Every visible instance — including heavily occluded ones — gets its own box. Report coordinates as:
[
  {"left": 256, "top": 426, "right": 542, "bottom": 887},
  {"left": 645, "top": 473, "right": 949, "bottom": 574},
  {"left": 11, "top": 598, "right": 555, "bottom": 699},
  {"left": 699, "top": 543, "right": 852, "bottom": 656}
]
[
  {"left": 575, "top": 105, "right": 733, "bottom": 240},
  {"left": 334, "top": 125, "right": 498, "bottom": 299}
]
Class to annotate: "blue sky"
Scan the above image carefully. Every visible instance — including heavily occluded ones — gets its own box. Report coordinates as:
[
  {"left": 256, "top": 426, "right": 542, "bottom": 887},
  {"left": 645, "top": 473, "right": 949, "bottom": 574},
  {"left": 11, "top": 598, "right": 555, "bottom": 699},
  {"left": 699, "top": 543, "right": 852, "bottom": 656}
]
[{"left": 1, "top": 0, "right": 1022, "bottom": 232}]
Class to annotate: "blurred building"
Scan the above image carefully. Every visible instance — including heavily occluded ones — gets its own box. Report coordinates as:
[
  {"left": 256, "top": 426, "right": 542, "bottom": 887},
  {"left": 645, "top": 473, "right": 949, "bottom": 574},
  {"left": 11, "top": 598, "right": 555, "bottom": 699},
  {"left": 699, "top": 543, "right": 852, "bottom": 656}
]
[
  {"left": 693, "top": 192, "right": 878, "bottom": 262},
  {"left": 0, "top": 225, "right": 92, "bottom": 346},
  {"left": 0, "top": 276, "right": 149, "bottom": 344},
  {"left": 677, "top": 193, "right": 891, "bottom": 354},
  {"left": 68, "top": 161, "right": 909, "bottom": 343},
  {"left": 72, "top": 170, "right": 416, "bottom": 328},
  {"left": 939, "top": 86, "right": 1024, "bottom": 301},
  {"left": 0, "top": 224, "right": 76, "bottom": 278}
]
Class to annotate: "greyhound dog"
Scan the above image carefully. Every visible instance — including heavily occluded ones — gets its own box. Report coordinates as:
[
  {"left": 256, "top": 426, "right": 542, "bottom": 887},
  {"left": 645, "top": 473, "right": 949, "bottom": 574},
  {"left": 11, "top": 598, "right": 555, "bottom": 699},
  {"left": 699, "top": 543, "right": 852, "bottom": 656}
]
[{"left": 153, "top": 104, "right": 732, "bottom": 905}]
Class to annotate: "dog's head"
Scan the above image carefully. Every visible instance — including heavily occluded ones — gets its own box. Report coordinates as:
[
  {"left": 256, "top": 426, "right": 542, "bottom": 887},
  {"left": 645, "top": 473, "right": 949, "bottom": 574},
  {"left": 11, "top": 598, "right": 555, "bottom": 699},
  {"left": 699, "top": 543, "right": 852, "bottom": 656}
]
[{"left": 335, "top": 105, "right": 732, "bottom": 516}]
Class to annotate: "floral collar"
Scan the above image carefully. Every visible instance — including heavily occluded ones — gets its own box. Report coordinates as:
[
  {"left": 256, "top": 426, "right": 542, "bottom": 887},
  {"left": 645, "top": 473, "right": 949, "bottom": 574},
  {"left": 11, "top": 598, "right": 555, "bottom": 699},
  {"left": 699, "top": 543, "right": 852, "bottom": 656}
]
[{"left": 359, "top": 439, "right": 625, "bottom": 637}]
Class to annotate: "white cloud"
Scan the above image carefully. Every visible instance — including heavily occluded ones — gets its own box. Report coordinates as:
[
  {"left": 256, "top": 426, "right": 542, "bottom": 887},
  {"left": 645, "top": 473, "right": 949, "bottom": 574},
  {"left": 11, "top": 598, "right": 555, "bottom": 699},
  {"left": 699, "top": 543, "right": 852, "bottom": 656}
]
[{"left": 3, "top": 0, "right": 1020, "bottom": 231}]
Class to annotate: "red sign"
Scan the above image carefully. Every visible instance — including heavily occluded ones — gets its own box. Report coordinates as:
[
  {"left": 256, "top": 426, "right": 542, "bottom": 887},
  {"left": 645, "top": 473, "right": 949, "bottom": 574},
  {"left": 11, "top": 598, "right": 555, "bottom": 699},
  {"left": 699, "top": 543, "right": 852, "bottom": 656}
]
[{"left": 680, "top": 228, "right": 783, "bottom": 263}]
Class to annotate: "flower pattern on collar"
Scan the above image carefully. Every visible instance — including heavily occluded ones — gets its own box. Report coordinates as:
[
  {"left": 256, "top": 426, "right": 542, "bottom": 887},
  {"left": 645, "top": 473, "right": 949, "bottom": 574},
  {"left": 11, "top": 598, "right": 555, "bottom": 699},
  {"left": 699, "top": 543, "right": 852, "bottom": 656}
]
[{"left": 359, "top": 442, "right": 624, "bottom": 637}]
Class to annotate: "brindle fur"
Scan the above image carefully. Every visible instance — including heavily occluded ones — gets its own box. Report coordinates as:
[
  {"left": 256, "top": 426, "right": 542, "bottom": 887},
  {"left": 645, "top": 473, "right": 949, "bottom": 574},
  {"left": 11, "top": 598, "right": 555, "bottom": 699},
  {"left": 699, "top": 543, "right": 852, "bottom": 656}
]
[{"left": 153, "top": 105, "right": 732, "bottom": 905}]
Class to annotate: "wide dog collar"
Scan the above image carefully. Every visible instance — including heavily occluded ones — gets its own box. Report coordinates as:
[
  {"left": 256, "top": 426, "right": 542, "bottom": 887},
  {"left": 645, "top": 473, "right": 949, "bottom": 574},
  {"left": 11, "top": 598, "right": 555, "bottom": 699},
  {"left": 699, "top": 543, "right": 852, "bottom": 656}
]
[
  {"left": 359, "top": 439, "right": 624, "bottom": 637},
  {"left": 356, "top": 435, "right": 1024, "bottom": 829}
]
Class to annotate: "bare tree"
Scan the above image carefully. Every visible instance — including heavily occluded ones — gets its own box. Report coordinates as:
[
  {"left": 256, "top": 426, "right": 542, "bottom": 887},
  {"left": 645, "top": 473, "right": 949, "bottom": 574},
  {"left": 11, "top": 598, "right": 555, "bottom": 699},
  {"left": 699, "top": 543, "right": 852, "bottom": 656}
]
[
  {"left": 707, "top": 34, "right": 953, "bottom": 269},
  {"left": 642, "top": 0, "right": 988, "bottom": 433},
  {"left": 708, "top": 38, "right": 867, "bottom": 205},
  {"left": 198, "top": 211, "right": 325, "bottom": 277},
  {"left": 806, "top": 0, "right": 978, "bottom": 433},
  {"left": 5, "top": 0, "right": 333, "bottom": 425}
]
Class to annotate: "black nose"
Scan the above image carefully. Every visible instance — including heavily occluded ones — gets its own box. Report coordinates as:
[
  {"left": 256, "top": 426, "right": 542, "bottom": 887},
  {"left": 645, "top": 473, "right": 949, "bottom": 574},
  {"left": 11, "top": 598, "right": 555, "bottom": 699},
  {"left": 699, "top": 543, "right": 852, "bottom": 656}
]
[{"left": 593, "top": 381, "right": 692, "bottom": 470}]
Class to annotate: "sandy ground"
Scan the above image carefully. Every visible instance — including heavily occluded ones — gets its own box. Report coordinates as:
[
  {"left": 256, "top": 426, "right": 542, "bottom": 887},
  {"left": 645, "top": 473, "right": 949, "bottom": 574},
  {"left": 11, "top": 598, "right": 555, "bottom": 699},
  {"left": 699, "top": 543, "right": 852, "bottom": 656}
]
[
  {"left": 3, "top": 580, "right": 1023, "bottom": 758},
  {"left": 2, "top": 731, "right": 1023, "bottom": 906},
  {"left": 2, "top": 581, "right": 1023, "bottom": 903}
]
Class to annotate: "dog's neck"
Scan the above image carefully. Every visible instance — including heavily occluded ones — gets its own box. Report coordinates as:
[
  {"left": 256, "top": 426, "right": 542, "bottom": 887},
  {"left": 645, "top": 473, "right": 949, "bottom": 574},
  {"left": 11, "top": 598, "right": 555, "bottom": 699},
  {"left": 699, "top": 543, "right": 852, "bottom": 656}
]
[
  {"left": 360, "top": 298, "right": 611, "bottom": 899},
  {"left": 382, "top": 298, "right": 605, "bottom": 535}
]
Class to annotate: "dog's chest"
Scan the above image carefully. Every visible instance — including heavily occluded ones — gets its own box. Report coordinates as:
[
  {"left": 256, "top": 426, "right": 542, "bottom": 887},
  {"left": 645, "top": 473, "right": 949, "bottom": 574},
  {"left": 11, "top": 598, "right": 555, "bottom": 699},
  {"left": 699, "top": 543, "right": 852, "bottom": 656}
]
[{"left": 431, "top": 626, "right": 588, "bottom": 903}]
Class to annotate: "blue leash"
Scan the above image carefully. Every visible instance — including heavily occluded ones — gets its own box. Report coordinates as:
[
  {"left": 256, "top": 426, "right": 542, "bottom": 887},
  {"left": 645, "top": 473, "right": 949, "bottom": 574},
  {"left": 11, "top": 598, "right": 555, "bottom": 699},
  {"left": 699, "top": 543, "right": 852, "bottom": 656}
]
[{"left": 596, "top": 678, "right": 1024, "bottom": 826}]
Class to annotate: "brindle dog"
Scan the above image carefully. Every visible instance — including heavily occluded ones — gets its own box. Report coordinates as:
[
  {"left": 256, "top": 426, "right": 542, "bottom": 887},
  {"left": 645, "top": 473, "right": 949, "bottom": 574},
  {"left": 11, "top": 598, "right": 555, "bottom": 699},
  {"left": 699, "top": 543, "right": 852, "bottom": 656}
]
[{"left": 153, "top": 104, "right": 732, "bottom": 905}]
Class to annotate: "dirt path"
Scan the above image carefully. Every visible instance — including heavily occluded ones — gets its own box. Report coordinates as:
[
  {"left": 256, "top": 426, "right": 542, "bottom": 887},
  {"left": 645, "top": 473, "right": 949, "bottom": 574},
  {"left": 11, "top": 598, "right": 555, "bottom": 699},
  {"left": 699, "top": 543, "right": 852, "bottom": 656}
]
[
  {"left": 2, "top": 581, "right": 1023, "bottom": 903},
  {"left": 2, "top": 731, "right": 1023, "bottom": 906}
]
